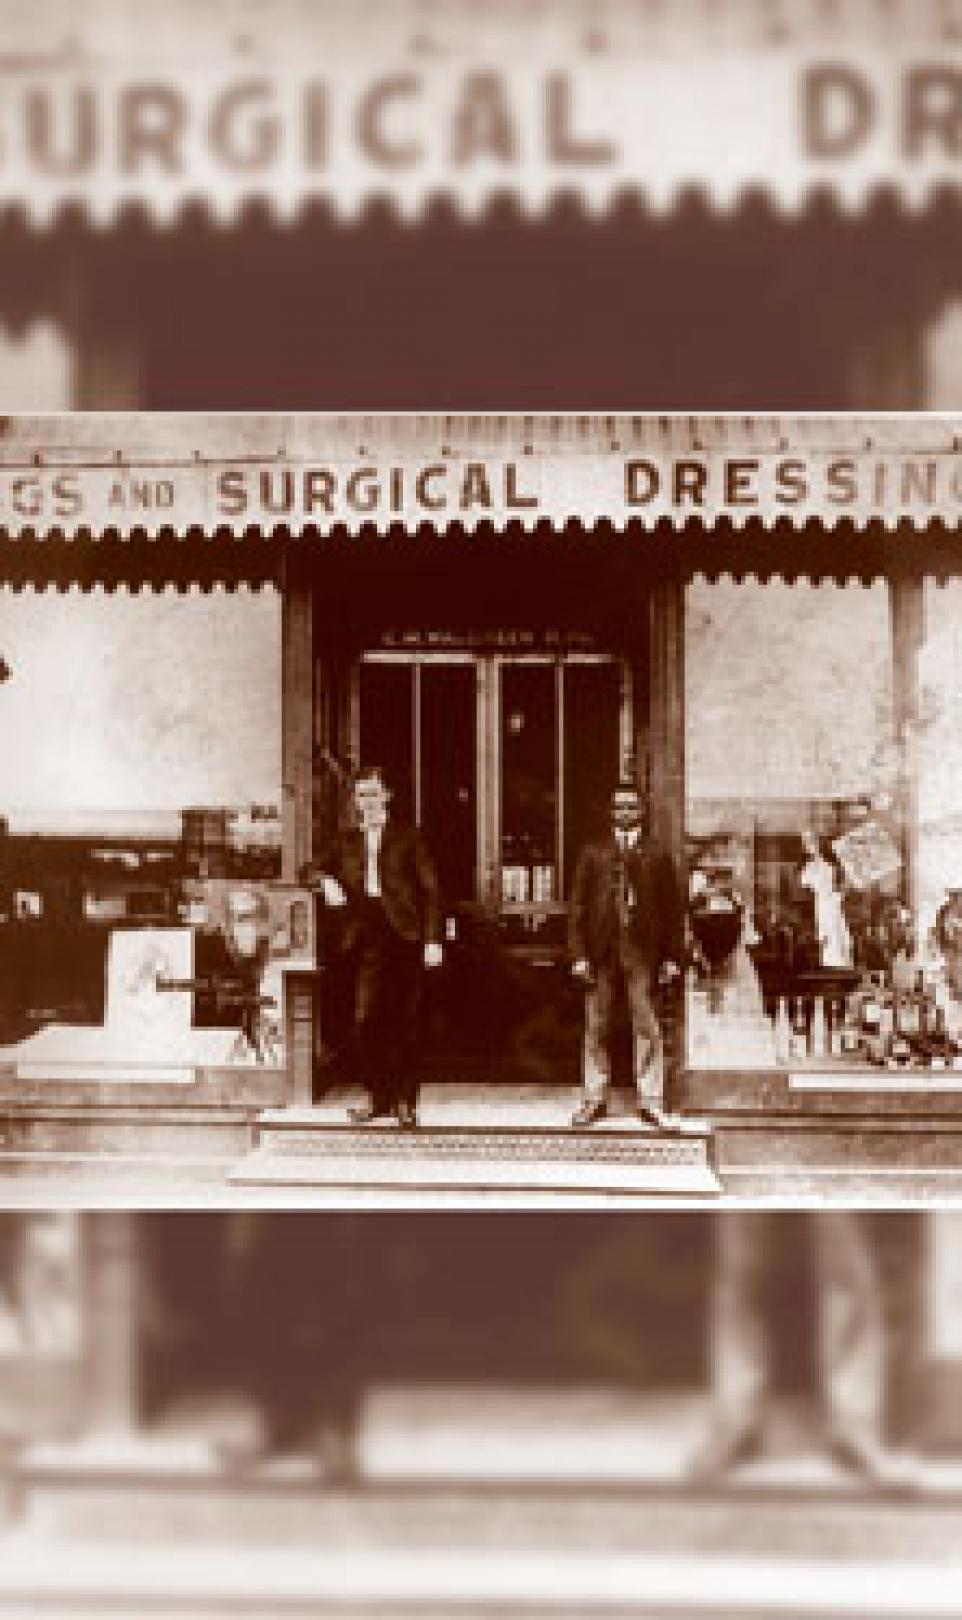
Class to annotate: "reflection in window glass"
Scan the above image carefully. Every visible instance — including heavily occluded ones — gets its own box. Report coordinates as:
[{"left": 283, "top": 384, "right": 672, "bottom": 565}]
[
  {"left": 684, "top": 579, "right": 916, "bottom": 1072},
  {"left": 0, "top": 590, "right": 301, "bottom": 1077}
]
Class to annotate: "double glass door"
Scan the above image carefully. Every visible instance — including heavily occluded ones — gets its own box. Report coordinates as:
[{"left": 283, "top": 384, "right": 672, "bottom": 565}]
[
  {"left": 351, "top": 648, "right": 634, "bottom": 1086},
  {"left": 356, "top": 650, "right": 634, "bottom": 932}
]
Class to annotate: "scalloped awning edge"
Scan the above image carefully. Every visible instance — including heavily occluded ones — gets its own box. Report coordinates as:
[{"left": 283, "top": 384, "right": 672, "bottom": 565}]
[{"left": 0, "top": 414, "right": 959, "bottom": 541}]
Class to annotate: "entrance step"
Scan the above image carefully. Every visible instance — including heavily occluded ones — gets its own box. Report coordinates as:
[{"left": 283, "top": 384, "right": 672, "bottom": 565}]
[
  {"left": 6, "top": 1468, "right": 962, "bottom": 1617},
  {"left": 8, "top": 1409, "right": 962, "bottom": 1618},
  {"left": 229, "top": 1087, "right": 718, "bottom": 1196},
  {"left": 12, "top": 1439, "right": 962, "bottom": 1561}
]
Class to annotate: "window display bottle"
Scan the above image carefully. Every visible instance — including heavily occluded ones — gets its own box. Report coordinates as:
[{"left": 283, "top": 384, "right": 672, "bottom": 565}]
[
  {"left": 774, "top": 995, "right": 791, "bottom": 1065},
  {"left": 840, "top": 993, "right": 861, "bottom": 1058},
  {"left": 810, "top": 995, "right": 827, "bottom": 1060},
  {"left": 828, "top": 997, "right": 845, "bottom": 1058},
  {"left": 789, "top": 997, "right": 809, "bottom": 1062}
]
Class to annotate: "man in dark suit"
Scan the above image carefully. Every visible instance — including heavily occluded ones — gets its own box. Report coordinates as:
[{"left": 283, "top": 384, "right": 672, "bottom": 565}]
[
  {"left": 316, "top": 765, "right": 442, "bottom": 1128},
  {"left": 568, "top": 781, "right": 684, "bottom": 1130},
  {"left": 213, "top": 1213, "right": 371, "bottom": 1480}
]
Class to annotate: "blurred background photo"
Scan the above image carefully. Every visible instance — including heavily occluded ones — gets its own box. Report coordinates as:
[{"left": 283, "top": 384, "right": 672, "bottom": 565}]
[
  {"left": 0, "top": 1213, "right": 960, "bottom": 1613},
  {"left": 0, "top": 0, "right": 960, "bottom": 415}
]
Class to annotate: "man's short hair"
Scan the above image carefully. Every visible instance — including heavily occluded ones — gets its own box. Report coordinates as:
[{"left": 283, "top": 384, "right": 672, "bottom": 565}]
[{"left": 353, "top": 764, "right": 390, "bottom": 794}]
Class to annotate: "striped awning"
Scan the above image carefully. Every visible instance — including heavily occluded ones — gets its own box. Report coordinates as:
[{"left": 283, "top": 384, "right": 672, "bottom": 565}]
[
  {"left": 3, "top": 0, "right": 962, "bottom": 224},
  {"left": 0, "top": 413, "right": 959, "bottom": 540}
]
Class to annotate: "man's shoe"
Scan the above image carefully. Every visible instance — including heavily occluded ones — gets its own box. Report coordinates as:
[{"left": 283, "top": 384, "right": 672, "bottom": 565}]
[
  {"left": 637, "top": 1102, "right": 683, "bottom": 1132},
  {"left": 215, "top": 1427, "right": 286, "bottom": 1476},
  {"left": 826, "top": 1430, "right": 916, "bottom": 1493},
  {"left": 314, "top": 1428, "right": 358, "bottom": 1486},
  {"left": 571, "top": 1098, "right": 608, "bottom": 1128},
  {"left": 689, "top": 1420, "right": 765, "bottom": 1483},
  {"left": 348, "top": 1099, "right": 382, "bottom": 1125},
  {"left": 396, "top": 1102, "right": 417, "bottom": 1130},
  {"left": 215, "top": 1437, "right": 265, "bottom": 1476}
]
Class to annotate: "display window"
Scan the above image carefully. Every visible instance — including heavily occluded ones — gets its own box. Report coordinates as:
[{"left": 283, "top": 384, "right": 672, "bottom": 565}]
[
  {"left": 684, "top": 577, "right": 917, "bottom": 1072},
  {"left": 3, "top": 412, "right": 962, "bottom": 1132},
  {"left": 0, "top": 590, "right": 310, "bottom": 1084}
]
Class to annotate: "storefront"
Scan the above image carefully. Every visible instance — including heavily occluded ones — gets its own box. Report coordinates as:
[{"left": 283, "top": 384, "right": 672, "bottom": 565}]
[
  {"left": 0, "top": 416, "right": 955, "bottom": 1186},
  {"left": 4, "top": 414, "right": 962, "bottom": 1190}
]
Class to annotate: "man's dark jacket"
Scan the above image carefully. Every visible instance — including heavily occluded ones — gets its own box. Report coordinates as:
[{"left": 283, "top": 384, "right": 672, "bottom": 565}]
[
  {"left": 325, "top": 822, "right": 441, "bottom": 948},
  {"left": 568, "top": 836, "right": 684, "bottom": 971}
]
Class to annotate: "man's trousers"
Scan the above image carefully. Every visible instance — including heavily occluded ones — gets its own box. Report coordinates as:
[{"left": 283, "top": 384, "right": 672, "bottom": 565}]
[
  {"left": 351, "top": 898, "right": 422, "bottom": 1112},
  {"left": 582, "top": 956, "right": 664, "bottom": 1108},
  {"left": 709, "top": 1212, "right": 885, "bottom": 1451}
]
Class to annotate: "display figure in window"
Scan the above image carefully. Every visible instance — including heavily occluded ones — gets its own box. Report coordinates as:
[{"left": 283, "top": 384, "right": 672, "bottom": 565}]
[
  {"left": 310, "top": 765, "right": 442, "bottom": 1129},
  {"left": 799, "top": 831, "right": 853, "bottom": 969},
  {"left": 568, "top": 780, "right": 684, "bottom": 1130}
]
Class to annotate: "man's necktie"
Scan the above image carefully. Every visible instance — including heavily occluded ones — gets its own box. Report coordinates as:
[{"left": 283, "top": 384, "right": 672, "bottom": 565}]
[{"left": 615, "top": 847, "right": 632, "bottom": 928}]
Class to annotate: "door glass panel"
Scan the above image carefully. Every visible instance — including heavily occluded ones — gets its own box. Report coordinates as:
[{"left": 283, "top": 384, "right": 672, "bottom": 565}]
[
  {"left": 500, "top": 664, "right": 558, "bottom": 905},
  {"left": 357, "top": 663, "right": 414, "bottom": 822},
  {"left": 420, "top": 664, "right": 477, "bottom": 906},
  {"left": 563, "top": 663, "right": 623, "bottom": 897}
]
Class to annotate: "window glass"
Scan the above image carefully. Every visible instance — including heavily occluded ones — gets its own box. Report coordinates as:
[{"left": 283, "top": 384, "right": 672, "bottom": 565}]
[
  {"left": 420, "top": 664, "right": 477, "bottom": 907},
  {"left": 918, "top": 582, "right": 962, "bottom": 1011},
  {"left": 500, "top": 663, "right": 558, "bottom": 906},
  {"left": 685, "top": 578, "right": 908, "bottom": 1070},
  {"left": 357, "top": 662, "right": 414, "bottom": 823},
  {"left": 0, "top": 590, "right": 299, "bottom": 1079},
  {"left": 563, "top": 662, "right": 623, "bottom": 899}
]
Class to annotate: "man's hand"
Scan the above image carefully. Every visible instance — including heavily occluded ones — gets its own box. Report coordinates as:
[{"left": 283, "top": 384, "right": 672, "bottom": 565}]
[
  {"left": 571, "top": 958, "right": 591, "bottom": 981},
  {"left": 659, "top": 960, "right": 681, "bottom": 984},
  {"left": 320, "top": 877, "right": 347, "bottom": 908},
  {"left": 424, "top": 942, "right": 443, "bottom": 970}
]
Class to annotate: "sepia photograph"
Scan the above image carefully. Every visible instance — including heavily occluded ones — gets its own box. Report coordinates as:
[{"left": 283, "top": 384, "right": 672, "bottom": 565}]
[
  {"left": 3, "top": 0, "right": 962, "bottom": 1614},
  {"left": 0, "top": 414, "right": 960, "bottom": 1200}
]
